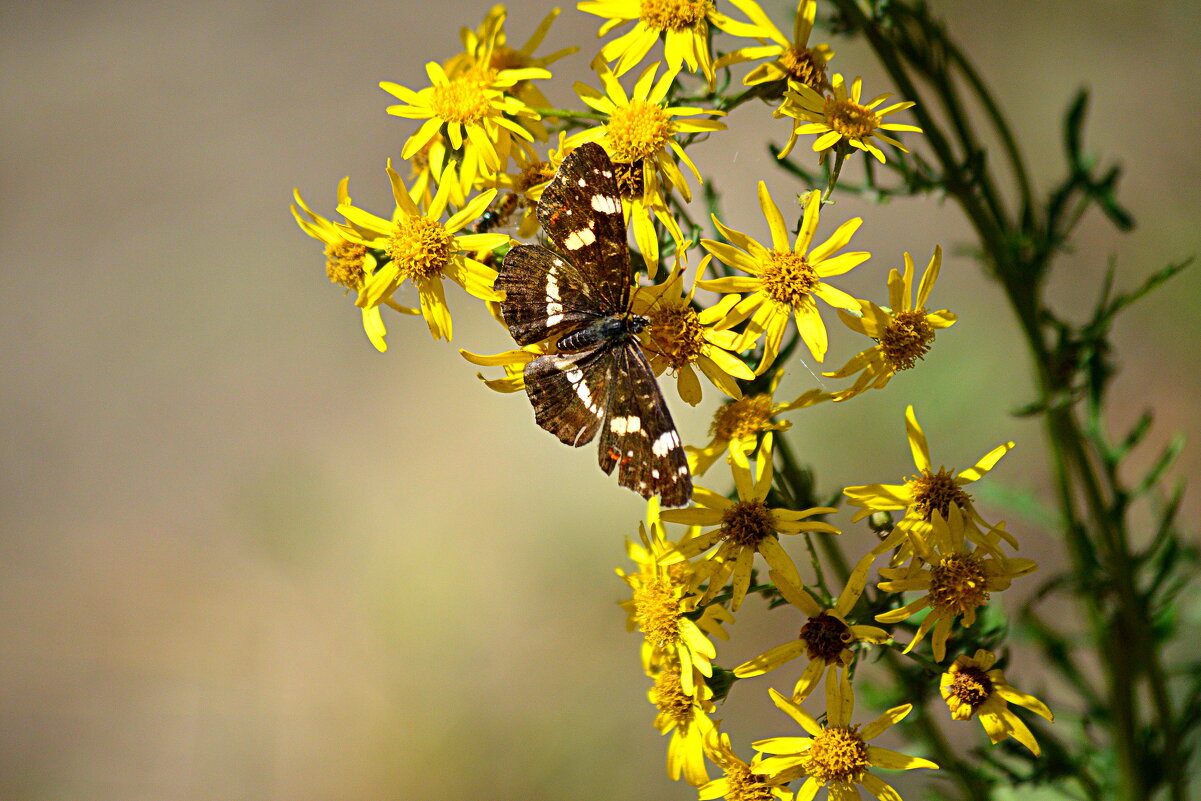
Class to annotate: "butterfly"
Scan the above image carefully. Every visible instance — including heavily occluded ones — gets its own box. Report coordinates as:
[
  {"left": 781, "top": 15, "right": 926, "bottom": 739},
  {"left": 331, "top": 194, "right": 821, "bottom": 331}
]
[{"left": 495, "top": 142, "right": 692, "bottom": 507}]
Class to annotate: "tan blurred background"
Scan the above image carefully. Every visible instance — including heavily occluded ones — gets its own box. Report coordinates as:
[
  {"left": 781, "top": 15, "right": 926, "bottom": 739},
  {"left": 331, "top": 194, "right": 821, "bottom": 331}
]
[{"left": 2, "top": 0, "right": 1199, "bottom": 798}]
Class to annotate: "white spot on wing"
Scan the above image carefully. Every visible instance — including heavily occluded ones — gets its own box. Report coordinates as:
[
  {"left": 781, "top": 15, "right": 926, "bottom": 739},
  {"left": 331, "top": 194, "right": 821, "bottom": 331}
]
[
  {"left": 652, "top": 430, "right": 680, "bottom": 457},
  {"left": 590, "top": 194, "right": 621, "bottom": 215},
  {"left": 564, "top": 228, "right": 596, "bottom": 250},
  {"left": 609, "top": 415, "right": 642, "bottom": 435}
]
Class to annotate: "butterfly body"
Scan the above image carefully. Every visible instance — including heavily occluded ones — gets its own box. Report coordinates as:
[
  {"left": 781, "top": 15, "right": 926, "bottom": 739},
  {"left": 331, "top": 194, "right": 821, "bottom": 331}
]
[{"left": 496, "top": 143, "right": 692, "bottom": 506}]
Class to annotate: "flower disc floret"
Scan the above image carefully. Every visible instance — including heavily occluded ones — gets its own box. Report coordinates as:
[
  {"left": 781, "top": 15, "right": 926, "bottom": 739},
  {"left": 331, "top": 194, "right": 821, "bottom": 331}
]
[
  {"left": 929, "top": 553, "right": 990, "bottom": 616},
  {"left": 639, "top": 0, "right": 712, "bottom": 30},
  {"left": 648, "top": 304, "right": 706, "bottom": 369},
  {"left": 720, "top": 499, "right": 776, "bottom": 548},
  {"left": 780, "top": 45, "right": 829, "bottom": 90},
  {"left": 945, "top": 664, "right": 993, "bottom": 716},
  {"left": 711, "top": 394, "right": 776, "bottom": 441},
  {"left": 801, "top": 612, "right": 851, "bottom": 662},
  {"left": 324, "top": 240, "right": 368, "bottom": 290},
  {"left": 880, "top": 309, "right": 935, "bottom": 370},
  {"left": 635, "top": 577, "right": 683, "bottom": 644},
  {"left": 652, "top": 667, "right": 693, "bottom": 723},
  {"left": 762, "top": 250, "right": 819, "bottom": 307},
  {"left": 430, "top": 76, "right": 492, "bottom": 124},
  {"left": 825, "top": 95, "right": 878, "bottom": 138},
  {"left": 719, "top": 762, "right": 776, "bottom": 801},
  {"left": 912, "top": 468, "right": 973, "bottom": 523},
  {"left": 607, "top": 100, "right": 674, "bottom": 162},
  {"left": 806, "top": 725, "right": 869, "bottom": 785},
  {"left": 388, "top": 216, "right": 456, "bottom": 281}
]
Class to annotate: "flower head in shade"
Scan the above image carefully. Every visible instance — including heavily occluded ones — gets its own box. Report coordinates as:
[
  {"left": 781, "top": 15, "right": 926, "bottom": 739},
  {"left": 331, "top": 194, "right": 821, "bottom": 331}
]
[
  {"left": 776, "top": 73, "right": 922, "bottom": 162},
  {"left": 650, "top": 663, "right": 716, "bottom": 786},
  {"left": 734, "top": 553, "right": 888, "bottom": 702},
  {"left": 940, "top": 649, "right": 1054, "bottom": 756},
  {"left": 718, "top": 0, "right": 833, "bottom": 93},
  {"left": 292, "top": 181, "right": 419, "bottom": 352},
  {"left": 875, "top": 505, "right": 1038, "bottom": 662},
  {"left": 686, "top": 371, "right": 829, "bottom": 476},
  {"left": 632, "top": 259, "right": 755, "bottom": 405},
  {"left": 843, "top": 405, "right": 1017, "bottom": 561},
  {"left": 337, "top": 162, "right": 509, "bottom": 342},
  {"left": 444, "top": 5, "right": 578, "bottom": 141},
  {"left": 661, "top": 433, "right": 839, "bottom": 611},
  {"left": 752, "top": 675, "right": 939, "bottom": 799},
  {"left": 699, "top": 186, "right": 868, "bottom": 368},
  {"left": 824, "top": 246, "right": 956, "bottom": 401},
  {"left": 619, "top": 499, "right": 733, "bottom": 689},
  {"left": 700, "top": 729, "right": 794, "bottom": 801},
  {"left": 579, "top": 0, "right": 769, "bottom": 88}
]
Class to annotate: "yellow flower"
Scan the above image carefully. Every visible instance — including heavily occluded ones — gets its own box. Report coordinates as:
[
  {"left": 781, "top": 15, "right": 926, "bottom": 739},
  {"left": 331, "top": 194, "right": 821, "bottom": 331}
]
[
  {"left": 660, "top": 433, "right": 839, "bottom": 611},
  {"left": 478, "top": 137, "right": 563, "bottom": 238},
  {"left": 291, "top": 181, "right": 419, "bottom": 352},
  {"left": 843, "top": 405, "right": 1018, "bottom": 561},
  {"left": 632, "top": 259, "right": 755, "bottom": 405},
  {"left": 458, "top": 343, "right": 542, "bottom": 393},
  {"left": 941, "top": 649, "right": 1054, "bottom": 756},
  {"left": 700, "top": 729, "right": 794, "bottom": 801},
  {"left": 444, "top": 5, "right": 579, "bottom": 142},
  {"left": 337, "top": 161, "right": 509, "bottom": 342},
  {"left": 686, "top": 370, "right": 829, "bottom": 476},
  {"left": 717, "top": 0, "right": 833, "bottom": 92},
  {"left": 823, "top": 246, "right": 957, "bottom": 401},
  {"left": 699, "top": 187, "right": 868, "bottom": 368},
  {"left": 579, "top": 0, "right": 769, "bottom": 88},
  {"left": 569, "top": 60, "right": 725, "bottom": 207},
  {"left": 619, "top": 499, "right": 733, "bottom": 690},
  {"left": 875, "top": 505, "right": 1038, "bottom": 662},
  {"left": 753, "top": 676, "right": 938, "bottom": 798},
  {"left": 650, "top": 663, "right": 717, "bottom": 786},
  {"left": 381, "top": 59, "right": 547, "bottom": 184},
  {"left": 776, "top": 73, "right": 922, "bottom": 162},
  {"left": 734, "top": 553, "right": 888, "bottom": 702}
]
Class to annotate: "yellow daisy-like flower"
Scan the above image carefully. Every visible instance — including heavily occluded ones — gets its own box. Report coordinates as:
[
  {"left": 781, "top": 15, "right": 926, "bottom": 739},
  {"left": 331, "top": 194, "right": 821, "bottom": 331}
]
[
  {"left": 776, "top": 73, "right": 922, "bottom": 162},
  {"left": 569, "top": 60, "right": 726, "bottom": 209},
  {"left": 444, "top": 5, "right": 578, "bottom": 144},
  {"left": 941, "top": 649, "right": 1054, "bottom": 756},
  {"left": 753, "top": 676, "right": 938, "bottom": 799},
  {"left": 700, "top": 729, "right": 794, "bottom": 801},
  {"left": 650, "top": 663, "right": 717, "bottom": 786},
  {"left": 699, "top": 186, "right": 868, "bottom": 368},
  {"left": 632, "top": 260, "right": 755, "bottom": 405},
  {"left": 843, "top": 405, "right": 1017, "bottom": 561},
  {"left": 479, "top": 138, "right": 562, "bottom": 238},
  {"left": 875, "top": 505, "right": 1038, "bottom": 662},
  {"left": 619, "top": 500, "right": 733, "bottom": 690},
  {"left": 718, "top": 0, "right": 833, "bottom": 92},
  {"left": 734, "top": 552, "right": 888, "bottom": 702},
  {"left": 687, "top": 370, "right": 829, "bottom": 476},
  {"left": 661, "top": 432, "right": 839, "bottom": 611},
  {"left": 337, "top": 161, "right": 509, "bottom": 342},
  {"left": 579, "top": 0, "right": 769, "bottom": 88},
  {"left": 381, "top": 59, "right": 547, "bottom": 185},
  {"left": 823, "top": 246, "right": 957, "bottom": 402},
  {"left": 292, "top": 181, "right": 419, "bottom": 352}
]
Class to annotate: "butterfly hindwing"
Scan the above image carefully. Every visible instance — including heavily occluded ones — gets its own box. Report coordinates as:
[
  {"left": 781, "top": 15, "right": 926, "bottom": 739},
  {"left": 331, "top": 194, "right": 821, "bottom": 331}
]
[
  {"left": 596, "top": 342, "right": 691, "bottom": 507},
  {"left": 536, "top": 142, "right": 629, "bottom": 313},
  {"left": 497, "top": 244, "right": 603, "bottom": 346},
  {"left": 522, "top": 347, "right": 608, "bottom": 448}
]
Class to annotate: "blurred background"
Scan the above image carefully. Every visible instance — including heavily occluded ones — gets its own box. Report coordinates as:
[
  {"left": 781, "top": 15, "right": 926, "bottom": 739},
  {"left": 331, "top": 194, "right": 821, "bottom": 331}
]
[{"left": 2, "top": 0, "right": 1199, "bottom": 798}]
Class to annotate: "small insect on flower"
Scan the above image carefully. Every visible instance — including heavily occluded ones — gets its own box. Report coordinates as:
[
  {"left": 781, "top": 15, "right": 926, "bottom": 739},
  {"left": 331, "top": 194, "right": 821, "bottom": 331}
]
[
  {"left": 472, "top": 191, "right": 523, "bottom": 233},
  {"left": 496, "top": 143, "right": 693, "bottom": 506}
]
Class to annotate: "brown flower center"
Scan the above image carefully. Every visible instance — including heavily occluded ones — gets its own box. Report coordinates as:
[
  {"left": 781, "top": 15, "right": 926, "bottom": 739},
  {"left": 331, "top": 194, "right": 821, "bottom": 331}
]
[
  {"left": 910, "top": 469, "right": 971, "bottom": 522},
  {"left": 761, "top": 250, "right": 818, "bottom": 307},
  {"left": 880, "top": 310, "right": 935, "bottom": 371},
  {"left": 324, "top": 240, "right": 368, "bottom": 291},
  {"left": 779, "top": 46, "right": 829, "bottom": 92},
  {"left": 651, "top": 668, "right": 693, "bottom": 726},
  {"left": 611, "top": 158, "right": 646, "bottom": 200},
  {"left": 518, "top": 160, "right": 554, "bottom": 193},
  {"left": 929, "top": 553, "right": 990, "bottom": 616},
  {"left": 724, "top": 761, "right": 776, "bottom": 801},
  {"left": 801, "top": 612, "right": 853, "bottom": 663},
  {"left": 720, "top": 499, "right": 776, "bottom": 548},
  {"left": 948, "top": 665, "right": 993, "bottom": 712}
]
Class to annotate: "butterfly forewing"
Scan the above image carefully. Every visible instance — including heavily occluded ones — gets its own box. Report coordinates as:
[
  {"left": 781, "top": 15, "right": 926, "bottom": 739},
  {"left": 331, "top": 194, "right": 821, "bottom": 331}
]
[
  {"left": 496, "top": 244, "right": 604, "bottom": 346},
  {"left": 536, "top": 142, "right": 629, "bottom": 313}
]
